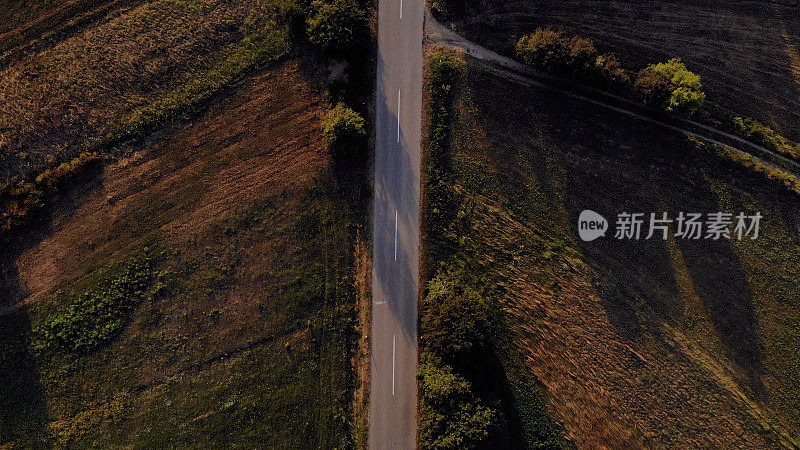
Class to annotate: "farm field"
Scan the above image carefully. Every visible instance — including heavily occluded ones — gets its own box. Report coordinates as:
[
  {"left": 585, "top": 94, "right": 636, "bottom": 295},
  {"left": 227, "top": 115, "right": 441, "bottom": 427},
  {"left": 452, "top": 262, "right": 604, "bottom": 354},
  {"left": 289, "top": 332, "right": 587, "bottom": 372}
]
[
  {"left": 443, "top": 0, "right": 800, "bottom": 141},
  {"left": 0, "top": 54, "right": 364, "bottom": 448},
  {"left": 0, "top": 0, "right": 289, "bottom": 186},
  {"left": 0, "top": 0, "right": 376, "bottom": 446},
  {"left": 427, "top": 50, "right": 800, "bottom": 447}
]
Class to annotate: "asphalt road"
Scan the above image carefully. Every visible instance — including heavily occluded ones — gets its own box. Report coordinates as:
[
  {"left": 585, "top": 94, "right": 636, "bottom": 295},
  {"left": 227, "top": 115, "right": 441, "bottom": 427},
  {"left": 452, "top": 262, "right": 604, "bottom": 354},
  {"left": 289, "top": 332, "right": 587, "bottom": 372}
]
[{"left": 368, "top": 0, "right": 424, "bottom": 446}]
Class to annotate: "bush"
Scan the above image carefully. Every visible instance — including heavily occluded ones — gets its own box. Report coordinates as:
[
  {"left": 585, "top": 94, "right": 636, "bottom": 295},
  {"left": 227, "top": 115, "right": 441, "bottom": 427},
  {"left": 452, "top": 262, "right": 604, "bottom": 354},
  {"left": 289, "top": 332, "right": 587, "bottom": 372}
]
[
  {"left": 306, "top": 0, "right": 368, "bottom": 54},
  {"left": 422, "top": 272, "right": 490, "bottom": 366},
  {"left": 418, "top": 359, "right": 496, "bottom": 450},
  {"left": 732, "top": 116, "right": 800, "bottom": 162},
  {"left": 323, "top": 103, "right": 366, "bottom": 157},
  {"left": 637, "top": 58, "right": 705, "bottom": 117},
  {"left": 516, "top": 28, "right": 569, "bottom": 72},
  {"left": 516, "top": 28, "right": 630, "bottom": 88},
  {"left": 1, "top": 152, "right": 101, "bottom": 243},
  {"left": 32, "top": 249, "right": 161, "bottom": 354}
]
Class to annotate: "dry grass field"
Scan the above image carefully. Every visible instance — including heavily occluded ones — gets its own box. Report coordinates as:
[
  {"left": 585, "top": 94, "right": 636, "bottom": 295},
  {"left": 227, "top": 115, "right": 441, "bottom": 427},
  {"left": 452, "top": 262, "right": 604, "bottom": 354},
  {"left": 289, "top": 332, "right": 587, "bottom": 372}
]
[
  {"left": 434, "top": 53, "right": 800, "bottom": 447},
  {"left": 0, "top": 59, "right": 363, "bottom": 447},
  {"left": 444, "top": 0, "right": 800, "bottom": 141},
  {"left": 0, "top": 0, "right": 288, "bottom": 185}
]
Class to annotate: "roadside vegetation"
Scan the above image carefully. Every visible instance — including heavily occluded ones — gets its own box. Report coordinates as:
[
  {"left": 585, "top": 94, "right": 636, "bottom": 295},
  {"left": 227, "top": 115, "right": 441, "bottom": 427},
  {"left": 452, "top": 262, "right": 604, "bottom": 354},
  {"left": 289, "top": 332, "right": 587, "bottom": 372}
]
[
  {"left": 688, "top": 136, "right": 800, "bottom": 196},
  {"left": 436, "top": 0, "right": 800, "bottom": 142},
  {"left": 731, "top": 117, "right": 800, "bottom": 163},
  {"left": 419, "top": 49, "right": 562, "bottom": 449},
  {"left": 513, "top": 27, "right": 800, "bottom": 182}
]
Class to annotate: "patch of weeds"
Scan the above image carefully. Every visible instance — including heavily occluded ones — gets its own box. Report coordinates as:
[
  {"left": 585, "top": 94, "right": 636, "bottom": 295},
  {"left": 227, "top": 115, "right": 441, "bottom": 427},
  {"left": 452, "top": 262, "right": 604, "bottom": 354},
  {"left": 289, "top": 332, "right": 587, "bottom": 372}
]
[{"left": 31, "top": 245, "right": 168, "bottom": 355}]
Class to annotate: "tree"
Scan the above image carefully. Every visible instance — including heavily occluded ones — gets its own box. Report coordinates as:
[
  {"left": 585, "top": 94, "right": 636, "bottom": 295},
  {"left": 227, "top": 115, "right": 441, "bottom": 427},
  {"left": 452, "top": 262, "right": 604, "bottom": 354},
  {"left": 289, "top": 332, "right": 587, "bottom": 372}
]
[
  {"left": 634, "top": 67, "right": 674, "bottom": 109},
  {"left": 516, "top": 28, "right": 569, "bottom": 72},
  {"left": 418, "top": 360, "right": 496, "bottom": 450},
  {"left": 421, "top": 272, "right": 491, "bottom": 366},
  {"left": 593, "top": 53, "right": 630, "bottom": 87},
  {"left": 323, "top": 103, "right": 366, "bottom": 157},
  {"left": 306, "top": 0, "right": 367, "bottom": 54},
  {"left": 567, "top": 36, "right": 598, "bottom": 74},
  {"left": 637, "top": 58, "right": 705, "bottom": 116}
]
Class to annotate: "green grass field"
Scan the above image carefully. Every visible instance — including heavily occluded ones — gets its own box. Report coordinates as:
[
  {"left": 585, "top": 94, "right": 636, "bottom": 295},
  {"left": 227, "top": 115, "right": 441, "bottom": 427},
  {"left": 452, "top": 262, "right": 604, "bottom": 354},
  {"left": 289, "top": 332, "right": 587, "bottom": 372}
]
[{"left": 0, "top": 57, "right": 362, "bottom": 446}]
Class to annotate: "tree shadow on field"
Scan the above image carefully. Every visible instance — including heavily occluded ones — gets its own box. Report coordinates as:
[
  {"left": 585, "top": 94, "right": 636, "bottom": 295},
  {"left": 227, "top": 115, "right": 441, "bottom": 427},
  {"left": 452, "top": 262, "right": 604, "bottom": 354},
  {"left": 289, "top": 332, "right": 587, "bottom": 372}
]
[
  {"left": 670, "top": 181, "right": 767, "bottom": 395},
  {"left": 0, "top": 166, "right": 102, "bottom": 445},
  {"left": 0, "top": 308, "right": 49, "bottom": 445},
  {"left": 677, "top": 234, "right": 765, "bottom": 394},
  {"left": 468, "top": 60, "right": 766, "bottom": 394}
]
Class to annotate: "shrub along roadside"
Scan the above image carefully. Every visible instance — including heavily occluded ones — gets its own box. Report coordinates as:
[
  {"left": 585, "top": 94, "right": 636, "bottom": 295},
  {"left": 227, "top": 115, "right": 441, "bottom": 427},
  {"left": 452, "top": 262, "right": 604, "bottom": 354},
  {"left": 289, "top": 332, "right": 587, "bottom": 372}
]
[
  {"left": 515, "top": 28, "right": 705, "bottom": 117},
  {"left": 323, "top": 102, "right": 367, "bottom": 160},
  {"left": 420, "top": 49, "right": 561, "bottom": 449},
  {"left": 418, "top": 357, "right": 496, "bottom": 448},
  {"left": 515, "top": 27, "right": 630, "bottom": 91},
  {"left": 514, "top": 27, "right": 800, "bottom": 185},
  {"left": 689, "top": 135, "right": 800, "bottom": 196},
  {"left": 306, "top": 0, "right": 369, "bottom": 55}
]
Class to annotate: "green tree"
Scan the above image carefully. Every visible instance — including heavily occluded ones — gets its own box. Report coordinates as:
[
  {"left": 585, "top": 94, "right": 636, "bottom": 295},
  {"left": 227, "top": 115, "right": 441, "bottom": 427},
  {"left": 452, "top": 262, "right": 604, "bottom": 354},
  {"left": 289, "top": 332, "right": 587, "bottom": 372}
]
[
  {"left": 323, "top": 102, "right": 366, "bottom": 157},
  {"left": 306, "top": 0, "right": 367, "bottom": 54},
  {"left": 421, "top": 272, "right": 491, "bottom": 366},
  {"left": 418, "top": 360, "right": 496, "bottom": 450},
  {"left": 637, "top": 58, "right": 705, "bottom": 116}
]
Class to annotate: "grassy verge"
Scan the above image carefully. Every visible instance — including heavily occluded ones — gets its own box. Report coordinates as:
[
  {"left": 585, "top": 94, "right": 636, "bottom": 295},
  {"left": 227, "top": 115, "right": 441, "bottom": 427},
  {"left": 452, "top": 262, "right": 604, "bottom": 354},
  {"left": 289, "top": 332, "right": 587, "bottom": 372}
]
[
  {"left": 419, "top": 48, "right": 561, "bottom": 449},
  {"left": 689, "top": 135, "right": 800, "bottom": 196},
  {"left": 731, "top": 116, "right": 800, "bottom": 163}
]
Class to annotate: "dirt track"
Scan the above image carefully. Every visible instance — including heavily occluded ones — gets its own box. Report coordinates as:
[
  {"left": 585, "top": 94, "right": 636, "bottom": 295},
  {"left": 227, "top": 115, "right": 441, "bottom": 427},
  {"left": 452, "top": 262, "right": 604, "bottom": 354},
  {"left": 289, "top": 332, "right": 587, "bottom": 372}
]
[{"left": 425, "top": 12, "right": 800, "bottom": 178}]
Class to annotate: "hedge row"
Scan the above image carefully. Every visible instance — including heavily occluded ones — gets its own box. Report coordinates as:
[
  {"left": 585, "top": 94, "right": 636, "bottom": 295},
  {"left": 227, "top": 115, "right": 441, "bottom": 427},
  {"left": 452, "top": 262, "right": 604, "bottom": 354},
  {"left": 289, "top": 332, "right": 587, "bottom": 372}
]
[{"left": 515, "top": 28, "right": 705, "bottom": 117}]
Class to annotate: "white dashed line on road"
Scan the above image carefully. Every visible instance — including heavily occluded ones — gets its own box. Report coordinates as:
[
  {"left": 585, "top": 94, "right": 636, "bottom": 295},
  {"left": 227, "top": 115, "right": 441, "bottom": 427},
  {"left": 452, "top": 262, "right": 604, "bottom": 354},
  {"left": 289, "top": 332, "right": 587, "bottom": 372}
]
[
  {"left": 392, "top": 334, "right": 396, "bottom": 396},
  {"left": 397, "top": 88, "right": 401, "bottom": 143}
]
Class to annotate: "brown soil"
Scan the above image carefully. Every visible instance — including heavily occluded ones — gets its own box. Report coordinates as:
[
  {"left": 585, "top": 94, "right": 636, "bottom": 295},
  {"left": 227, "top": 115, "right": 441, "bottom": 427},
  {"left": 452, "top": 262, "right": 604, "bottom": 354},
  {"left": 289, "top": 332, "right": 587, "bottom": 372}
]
[{"left": 6, "top": 59, "right": 327, "bottom": 313}]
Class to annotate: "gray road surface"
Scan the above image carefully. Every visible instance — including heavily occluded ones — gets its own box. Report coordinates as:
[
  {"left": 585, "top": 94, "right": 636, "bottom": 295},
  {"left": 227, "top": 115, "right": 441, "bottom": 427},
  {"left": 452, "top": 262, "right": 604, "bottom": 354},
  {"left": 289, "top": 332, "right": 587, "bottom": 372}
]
[{"left": 368, "top": 0, "right": 424, "bottom": 446}]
